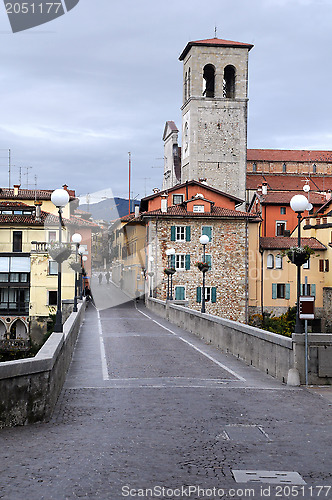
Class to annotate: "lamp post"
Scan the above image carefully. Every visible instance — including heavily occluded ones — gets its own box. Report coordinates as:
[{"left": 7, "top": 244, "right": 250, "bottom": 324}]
[
  {"left": 167, "top": 248, "right": 175, "bottom": 300},
  {"left": 82, "top": 255, "right": 88, "bottom": 295},
  {"left": 149, "top": 256, "right": 154, "bottom": 297},
  {"left": 199, "top": 235, "right": 210, "bottom": 313},
  {"left": 78, "top": 245, "right": 84, "bottom": 299},
  {"left": 290, "top": 194, "right": 310, "bottom": 333},
  {"left": 51, "top": 188, "right": 70, "bottom": 333},
  {"left": 72, "top": 233, "right": 82, "bottom": 312}
]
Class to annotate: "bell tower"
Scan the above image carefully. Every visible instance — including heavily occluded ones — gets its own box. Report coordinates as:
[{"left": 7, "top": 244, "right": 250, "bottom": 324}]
[{"left": 179, "top": 37, "right": 253, "bottom": 203}]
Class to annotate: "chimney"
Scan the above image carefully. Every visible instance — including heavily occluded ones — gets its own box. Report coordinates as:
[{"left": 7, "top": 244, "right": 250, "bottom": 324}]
[
  {"left": 262, "top": 182, "right": 268, "bottom": 195},
  {"left": 134, "top": 205, "right": 139, "bottom": 218},
  {"left": 62, "top": 184, "right": 68, "bottom": 191},
  {"left": 161, "top": 194, "right": 168, "bottom": 213},
  {"left": 13, "top": 184, "right": 20, "bottom": 196},
  {"left": 34, "top": 200, "right": 42, "bottom": 221},
  {"left": 153, "top": 187, "right": 160, "bottom": 194},
  {"left": 326, "top": 190, "right": 332, "bottom": 201},
  {"left": 257, "top": 185, "right": 262, "bottom": 195}
]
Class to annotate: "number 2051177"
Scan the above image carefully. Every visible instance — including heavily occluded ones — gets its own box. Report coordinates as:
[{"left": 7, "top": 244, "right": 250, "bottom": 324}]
[{"left": 6, "top": 3, "right": 62, "bottom": 14}]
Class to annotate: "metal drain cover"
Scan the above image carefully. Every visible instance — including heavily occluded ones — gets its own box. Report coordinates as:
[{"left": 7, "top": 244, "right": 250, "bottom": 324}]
[
  {"left": 232, "top": 470, "right": 306, "bottom": 485},
  {"left": 225, "top": 424, "right": 269, "bottom": 442}
]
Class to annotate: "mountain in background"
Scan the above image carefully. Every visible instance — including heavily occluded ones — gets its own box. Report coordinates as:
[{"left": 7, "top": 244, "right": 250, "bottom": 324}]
[{"left": 79, "top": 197, "right": 140, "bottom": 222}]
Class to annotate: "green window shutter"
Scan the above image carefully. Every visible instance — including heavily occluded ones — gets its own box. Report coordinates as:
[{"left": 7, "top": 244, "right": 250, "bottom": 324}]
[
  {"left": 170, "top": 254, "right": 175, "bottom": 268},
  {"left": 272, "top": 283, "right": 277, "bottom": 299},
  {"left": 285, "top": 284, "right": 290, "bottom": 300},
  {"left": 175, "top": 286, "right": 185, "bottom": 300},
  {"left": 311, "top": 284, "right": 316, "bottom": 297},
  {"left": 185, "top": 254, "right": 190, "bottom": 270},
  {"left": 196, "top": 287, "right": 201, "bottom": 303},
  {"left": 206, "top": 255, "right": 212, "bottom": 269},
  {"left": 211, "top": 287, "right": 217, "bottom": 303},
  {"left": 171, "top": 226, "right": 176, "bottom": 241},
  {"left": 186, "top": 226, "right": 191, "bottom": 241},
  {"left": 202, "top": 226, "right": 212, "bottom": 240}
]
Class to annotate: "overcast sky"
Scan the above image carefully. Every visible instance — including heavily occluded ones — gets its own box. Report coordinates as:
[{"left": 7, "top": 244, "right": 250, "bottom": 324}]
[{"left": 0, "top": 0, "right": 331, "bottom": 203}]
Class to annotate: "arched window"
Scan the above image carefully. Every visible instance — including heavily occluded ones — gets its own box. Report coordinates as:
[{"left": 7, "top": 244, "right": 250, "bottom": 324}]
[
  {"left": 184, "top": 71, "right": 188, "bottom": 101},
  {"left": 0, "top": 320, "right": 5, "bottom": 338},
  {"left": 282, "top": 163, "right": 287, "bottom": 173},
  {"left": 188, "top": 68, "right": 191, "bottom": 98},
  {"left": 253, "top": 162, "right": 257, "bottom": 172},
  {"left": 10, "top": 319, "right": 28, "bottom": 340},
  {"left": 275, "top": 255, "right": 283, "bottom": 269},
  {"left": 203, "top": 64, "right": 215, "bottom": 98},
  {"left": 223, "top": 65, "right": 236, "bottom": 98},
  {"left": 267, "top": 254, "right": 274, "bottom": 269},
  {"left": 313, "top": 164, "right": 317, "bottom": 173}
]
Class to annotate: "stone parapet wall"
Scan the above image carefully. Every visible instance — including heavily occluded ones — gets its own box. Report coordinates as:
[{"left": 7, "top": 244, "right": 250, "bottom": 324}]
[
  {"left": 147, "top": 298, "right": 332, "bottom": 385},
  {"left": 0, "top": 301, "right": 86, "bottom": 428}
]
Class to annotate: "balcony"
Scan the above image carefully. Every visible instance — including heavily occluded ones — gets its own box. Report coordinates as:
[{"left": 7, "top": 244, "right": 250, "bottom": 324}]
[
  {"left": 0, "top": 338, "right": 30, "bottom": 352},
  {"left": 31, "top": 241, "right": 48, "bottom": 253}
]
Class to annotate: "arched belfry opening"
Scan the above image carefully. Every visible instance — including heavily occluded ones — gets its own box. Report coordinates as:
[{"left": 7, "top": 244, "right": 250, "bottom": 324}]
[
  {"left": 203, "top": 64, "right": 215, "bottom": 98},
  {"left": 188, "top": 68, "right": 191, "bottom": 98},
  {"left": 223, "top": 65, "right": 236, "bottom": 98},
  {"left": 184, "top": 71, "right": 188, "bottom": 101}
]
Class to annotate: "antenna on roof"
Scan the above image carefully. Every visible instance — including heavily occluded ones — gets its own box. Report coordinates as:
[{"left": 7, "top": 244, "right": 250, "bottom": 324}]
[
  {"left": 214, "top": 25, "right": 217, "bottom": 38},
  {"left": 34, "top": 175, "right": 37, "bottom": 201}
]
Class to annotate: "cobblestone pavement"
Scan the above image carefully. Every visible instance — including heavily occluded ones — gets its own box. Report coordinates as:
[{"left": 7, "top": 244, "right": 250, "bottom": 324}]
[{"left": 0, "top": 281, "right": 331, "bottom": 500}]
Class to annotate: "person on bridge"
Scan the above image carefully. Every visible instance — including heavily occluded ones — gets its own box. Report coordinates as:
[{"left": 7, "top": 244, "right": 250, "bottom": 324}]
[
  {"left": 105, "top": 271, "right": 110, "bottom": 284},
  {"left": 98, "top": 273, "right": 102, "bottom": 285}
]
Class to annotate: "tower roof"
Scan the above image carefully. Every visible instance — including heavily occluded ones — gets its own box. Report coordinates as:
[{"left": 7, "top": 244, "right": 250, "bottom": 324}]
[{"left": 179, "top": 37, "right": 254, "bottom": 60}]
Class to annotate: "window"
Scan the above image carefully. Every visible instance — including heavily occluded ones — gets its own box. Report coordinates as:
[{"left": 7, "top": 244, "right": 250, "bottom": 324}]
[
  {"left": 184, "top": 71, "right": 187, "bottom": 101},
  {"left": 301, "top": 284, "right": 316, "bottom": 297},
  {"left": 48, "top": 231, "right": 57, "bottom": 242},
  {"left": 272, "top": 283, "right": 290, "bottom": 299},
  {"left": 223, "top": 65, "right": 236, "bottom": 98},
  {"left": 319, "top": 259, "right": 329, "bottom": 272},
  {"left": 48, "top": 291, "right": 57, "bottom": 306},
  {"left": 201, "top": 226, "right": 212, "bottom": 241},
  {"left": 49, "top": 261, "right": 58, "bottom": 275},
  {"left": 280, "top": 207, "right": 286, "bottom": 215},
  {"left": 175, "top": 254, "right": 185, "bottom": 270},
  {"left": 196, "top": 286, "right": 217, "bottom": 303},
  {"left": 173, "top": 194, "right": 184, "bottom": 205},
  {"left": 253, "top": 162, "right": 257, "bottom": 172},
  {"left": 171, "top": 225, "right": 191, "bottom": 242},
  {"left": 275, "top": 255, "right": 283, "bottom": 269},
  {"left": 313, "top": 164, "right": 317, "bottom": 173},
  {"left": 282, "top": 163, "right": 287, "bottom": 173},
  {"left": 201, "top": 254, "right": 212, "bottom": 269},
  {"left": 13, "top": 231, "right": 22, "bottom": 252},
  {"left": 203, "top": 64, "right": 215, "bottom": 98},
  {"left": 176, "top": 226, "right": 185, "bottom": 241},
  {"left": 175, "top": 286, "right": 186, "bottom": 301},
  {"left": 193, "top": 205, "right": 204, "bottom": 213},
  {"left": 267, "top": 254, "right": 274, "bottom": 269},
  {"left": 188, "top": 68, "right": 191, "bottom": 98},
  {"left": 276, "top": 221, "right": 286, "bottom": 236},
  {"left": 303, "top": 258, "right": 310, "bottom": 269}
]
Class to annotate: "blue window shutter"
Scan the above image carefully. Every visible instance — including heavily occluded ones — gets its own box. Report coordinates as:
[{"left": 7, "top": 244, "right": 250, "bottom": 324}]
[
  {"left": 202, "top": 226, "right": 212, "bottom": 240},
  {"left": 171, "top": 226, "right": 176, "bottom": 241},
  {"left": 211, "top": 287, "right": 217, "bottom": 303},
  {"left": 196, "top": 287, "right": 201, "bottom": 303},
  {"left": 170, "top": 254, "right": 175, "bottom": 268},
  {"left": 185, "top": 254, "right": 190, "bottom": 270},
  {"left": 311, "top": 284, "right": 316, "bottom": 297},
  {"left": 272, "top": 283, "right": 277, "bottom": 299},
  {"left": 186, "top": 226, "right": 191, "bottom": 241},
  {"left": 285, "top": 284, "right": 290, "bottom": 300}
]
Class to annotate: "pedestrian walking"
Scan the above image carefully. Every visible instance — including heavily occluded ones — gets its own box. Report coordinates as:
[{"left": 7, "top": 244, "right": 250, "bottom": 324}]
[
  {"left": 105, "top": 271, "right": 110, "bottom": 284},
  {"left": 98, "top": 273, "right": 102, "bottom": 285}
]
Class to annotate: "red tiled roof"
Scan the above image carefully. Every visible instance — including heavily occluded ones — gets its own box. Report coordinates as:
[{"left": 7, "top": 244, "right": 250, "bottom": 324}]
[
  {"left": 247, "top": 149, "right": 332, "bottom": 162},
  {"left": 0, "top": 187, "right": 76, "bottom": 201},
  {"left": 260, "top": 237, "right": 326, "bottom": 250},
  {"left": 179, "top": 38, "right": 254, "bottom": 60},
  {"left": 259, "top": 191, "right": 326, "bottom": 205},
  {"left": 246, "top": 174, "right": 332, "bottom": 192},
  {"left": 141, "top": 205, "right": 258, "bottom": 219}
]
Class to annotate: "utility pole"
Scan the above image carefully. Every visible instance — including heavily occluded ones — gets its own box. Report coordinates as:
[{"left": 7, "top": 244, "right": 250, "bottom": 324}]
[{"left": 8, "top": 149, "right": 11, "bottom": 188}]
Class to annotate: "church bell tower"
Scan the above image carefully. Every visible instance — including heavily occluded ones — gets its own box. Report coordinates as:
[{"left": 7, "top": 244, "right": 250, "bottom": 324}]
[{"left": 179, "top": 37, "right": 253, "bottom": 203}]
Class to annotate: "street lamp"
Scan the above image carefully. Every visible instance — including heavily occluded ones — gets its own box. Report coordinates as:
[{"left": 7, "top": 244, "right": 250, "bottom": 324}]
[
  {"left": 290, "top": 194, "right": 310, "bottom": 333},
  {"left": 71, "top": 233, "right": 82, "bottom": 312},
  {"left": 82, "top": 255, "right": 88, "bottom": 296},
  {"left": 149, "top": 256, "right": 154, "bottom": 297},
  {"left": 166, "top": 248, "right": 175, "bottom": 300},
  {"left": 199, "top": 234, "right": 210, "bottom": 313},
  {"left": 78, "top": 245, "right": 85, "bottom": 299},
  {"left": 51, "top": 188, "right": 70, "bottom": 333}
]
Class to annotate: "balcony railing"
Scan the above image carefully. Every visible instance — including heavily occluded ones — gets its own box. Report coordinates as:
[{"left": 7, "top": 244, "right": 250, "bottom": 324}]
[
  {"left": 0, "top": 302, "right": 29, "bottom": 315},
  {"left": 31, "top": 241, "right": 49, "bottom": 253}
]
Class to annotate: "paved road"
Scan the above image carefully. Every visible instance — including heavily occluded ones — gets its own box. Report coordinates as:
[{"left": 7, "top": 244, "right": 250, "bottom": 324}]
[{"left": 0, "top": 280, "right": 331, "bottom": 500}]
